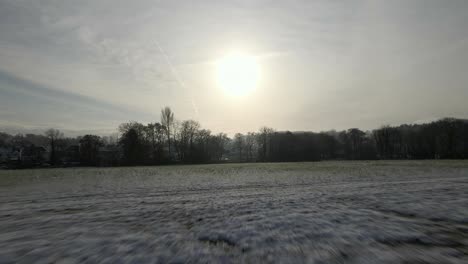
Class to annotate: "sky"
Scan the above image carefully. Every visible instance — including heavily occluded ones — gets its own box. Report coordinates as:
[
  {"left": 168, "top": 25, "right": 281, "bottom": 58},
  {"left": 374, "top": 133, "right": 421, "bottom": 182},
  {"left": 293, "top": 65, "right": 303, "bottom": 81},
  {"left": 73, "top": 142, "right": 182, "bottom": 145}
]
[{"left": 1, "top": 0, "right": 467, "bottom": 136}]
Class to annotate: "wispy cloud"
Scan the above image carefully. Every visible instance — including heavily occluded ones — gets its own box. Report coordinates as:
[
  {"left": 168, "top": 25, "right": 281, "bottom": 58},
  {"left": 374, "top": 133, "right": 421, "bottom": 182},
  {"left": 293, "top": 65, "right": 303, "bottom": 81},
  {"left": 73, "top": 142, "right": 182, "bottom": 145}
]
[
  {"left": 0, "top": 70, "right": 153, "bottom": 130},
  {"left": 1, "top": 0, "right": 467, "bottom": 133}
]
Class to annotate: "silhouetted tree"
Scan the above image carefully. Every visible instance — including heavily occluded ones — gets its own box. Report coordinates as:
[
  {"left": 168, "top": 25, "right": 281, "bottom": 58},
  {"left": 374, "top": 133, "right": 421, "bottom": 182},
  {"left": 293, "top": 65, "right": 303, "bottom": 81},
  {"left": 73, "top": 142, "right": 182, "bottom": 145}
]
[
  {"left": 146, "top": 122, "right": 165, "bottom": 163},
  {"left": 44, "top": 128, "right": 63, "bottom": 165},
  {"left": 212, "top": 133, "right": 229, "bottom": 161},
  {"left": 177, "top": 120, "right": 200, "bottom": 162},
  {"left": 257, "top": 127, "right": 274, "bottom": 161},
  {"left": 119, "top": 128, "right": 144, "bottom": 165},
  {"left": 347, "top": 128, "right": 366, "bottom": 159},
  {"left": 161, "top": 107, "right": 174, "bottom": 158},
  {"left": 79, "top": 135, "right": 103, "bottom": 166},
  {"left": 234, "top": 133, "right": 244, "bottom": 162},
  {"left": 245, "top": 132, "right": 256, "bottom": 161},
  {"left": 118, "top": 122, "right": 149, "bottom": 165}
]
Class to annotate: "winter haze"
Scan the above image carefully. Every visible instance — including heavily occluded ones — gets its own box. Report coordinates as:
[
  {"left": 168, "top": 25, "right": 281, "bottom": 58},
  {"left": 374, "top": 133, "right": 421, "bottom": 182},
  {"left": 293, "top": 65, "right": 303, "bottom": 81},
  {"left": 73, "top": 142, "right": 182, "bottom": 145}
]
[{"left": 1, "top": 0, "right": 468, "bottom": 135}]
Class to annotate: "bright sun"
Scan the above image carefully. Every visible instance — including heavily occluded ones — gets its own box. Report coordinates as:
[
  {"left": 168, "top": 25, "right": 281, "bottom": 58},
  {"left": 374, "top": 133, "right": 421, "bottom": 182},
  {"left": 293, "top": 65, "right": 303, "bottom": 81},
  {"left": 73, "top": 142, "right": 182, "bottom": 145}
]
[{"left": 216, "top": 52, "right": 260, "bottom": 97}]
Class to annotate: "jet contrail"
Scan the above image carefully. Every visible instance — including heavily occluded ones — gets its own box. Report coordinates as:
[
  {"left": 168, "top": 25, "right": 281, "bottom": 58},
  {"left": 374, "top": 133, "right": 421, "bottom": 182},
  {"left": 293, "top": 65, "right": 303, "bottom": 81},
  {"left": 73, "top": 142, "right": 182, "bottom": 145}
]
[{"left": 154, "top": 40, "right": 199, "bottom": 118}]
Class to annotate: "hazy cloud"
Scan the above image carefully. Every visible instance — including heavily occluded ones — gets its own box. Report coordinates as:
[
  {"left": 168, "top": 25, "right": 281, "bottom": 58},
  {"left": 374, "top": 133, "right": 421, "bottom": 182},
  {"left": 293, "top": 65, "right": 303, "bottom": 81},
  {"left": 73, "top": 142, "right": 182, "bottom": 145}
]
[{"left": 1, "top": 0, "right": 467, "bottom": 134}]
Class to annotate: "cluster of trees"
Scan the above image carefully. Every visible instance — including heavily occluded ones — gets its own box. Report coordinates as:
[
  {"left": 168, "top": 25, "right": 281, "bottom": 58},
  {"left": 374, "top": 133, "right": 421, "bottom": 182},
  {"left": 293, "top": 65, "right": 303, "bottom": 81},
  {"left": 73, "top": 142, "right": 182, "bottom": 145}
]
[
  {"left": 373, "top": 118, "right": 468, "bottom": 159},
  {"left": 232, "top": 127, "right": 377, "bottom": 162},
  {"left": 0, "top": 107, "right": 230, "bottom": 167},
  {"left": 231, "top": 118, "right": 468, "bottom": 162},
  {"left": 117, "top": 107, "right": 229, "bottom": 165},
  {"left": 0, "top": 128, "right": 116, "bottom": 167},
  {"left": 1, "top": 108, "right": 467, "bottom": 168}
]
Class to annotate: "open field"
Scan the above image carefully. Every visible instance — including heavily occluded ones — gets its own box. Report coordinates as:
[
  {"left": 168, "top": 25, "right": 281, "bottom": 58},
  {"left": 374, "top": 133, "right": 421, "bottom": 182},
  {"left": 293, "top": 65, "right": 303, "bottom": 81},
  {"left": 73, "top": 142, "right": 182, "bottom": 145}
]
[{"left": 1, "top": 161, "right": 467, "bottom": 263}]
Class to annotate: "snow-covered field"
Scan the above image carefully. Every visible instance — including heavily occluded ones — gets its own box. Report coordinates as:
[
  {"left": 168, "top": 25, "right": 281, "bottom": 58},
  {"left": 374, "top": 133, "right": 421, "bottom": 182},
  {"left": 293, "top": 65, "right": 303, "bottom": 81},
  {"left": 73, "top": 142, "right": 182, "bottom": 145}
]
[{"left": 1, "top": 161, "right": 467, "bottom": 263}]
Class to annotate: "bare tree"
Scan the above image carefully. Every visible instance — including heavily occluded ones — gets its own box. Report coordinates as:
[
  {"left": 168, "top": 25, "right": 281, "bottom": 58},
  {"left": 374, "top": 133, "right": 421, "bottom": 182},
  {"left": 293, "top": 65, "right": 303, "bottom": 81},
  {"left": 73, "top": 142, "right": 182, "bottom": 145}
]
[
  {"left": 146, "top": 122, "right": 165, "bottom": 163},
  {"left": 102, "top": 133, "right": 118, "bottom": 146},
  {"left": 44, "top": 128, "right": 63, "bottom": 165},
  {"left": 245, "top": 132, "right": 256, "bottom": 161},
  {"left": 79, "top": 135, "right": 103, "bottom": 166},
  {"left": 179, "top": 120, "right": 200, "bottom": 162},
  {"left": 118, "top": 121, "right": 146, "bottom": 138},
  {"left": 160, "top": 107, "right": 174, "bottom": 157},
  {"left": 347, "top": 128, "right": 366, "bottom": 159},
  {"left": 257, "top": 127, "right": 274, "bottom": 161},
  {"left": 234, "top": 133, "right": 244, "bottom": 162}
]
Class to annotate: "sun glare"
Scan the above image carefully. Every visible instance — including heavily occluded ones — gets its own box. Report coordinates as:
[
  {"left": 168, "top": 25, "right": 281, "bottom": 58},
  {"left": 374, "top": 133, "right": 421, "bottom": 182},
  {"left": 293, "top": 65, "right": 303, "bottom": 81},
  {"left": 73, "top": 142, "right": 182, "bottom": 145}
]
[{"left": 216, "top": 52, "right": 260, "bottom": 97}]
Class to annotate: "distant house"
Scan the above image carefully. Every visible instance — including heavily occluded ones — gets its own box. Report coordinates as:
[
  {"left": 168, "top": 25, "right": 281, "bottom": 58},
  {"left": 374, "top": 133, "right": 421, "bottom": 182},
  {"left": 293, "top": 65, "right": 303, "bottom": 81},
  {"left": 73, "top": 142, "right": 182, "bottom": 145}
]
[
  {"left": 9, "top": 149, "right": 21, "bottom": 162},
  {"left": 0, "top": 147, "right": 22, "bottom": 168},
  {"left": 20, "top": 145, "right": 47, "bottom": 166},
  {"left": 0, "top": 147, "right": 11, "bottom": 163}
]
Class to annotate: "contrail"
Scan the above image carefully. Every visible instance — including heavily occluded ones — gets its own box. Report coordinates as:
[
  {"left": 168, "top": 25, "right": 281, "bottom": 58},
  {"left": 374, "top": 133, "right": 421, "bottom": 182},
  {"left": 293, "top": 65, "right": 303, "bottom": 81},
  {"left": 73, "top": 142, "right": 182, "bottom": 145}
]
[{"left": 154, "top": 40, "right": 199, "bottom": 118}]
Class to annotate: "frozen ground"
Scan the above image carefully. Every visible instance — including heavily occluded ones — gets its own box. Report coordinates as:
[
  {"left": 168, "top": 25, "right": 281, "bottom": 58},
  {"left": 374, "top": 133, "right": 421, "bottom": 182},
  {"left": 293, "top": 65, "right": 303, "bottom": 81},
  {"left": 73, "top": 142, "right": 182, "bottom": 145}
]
[{"left": 0, "top": 161, "right": 467, "bottom": 263}]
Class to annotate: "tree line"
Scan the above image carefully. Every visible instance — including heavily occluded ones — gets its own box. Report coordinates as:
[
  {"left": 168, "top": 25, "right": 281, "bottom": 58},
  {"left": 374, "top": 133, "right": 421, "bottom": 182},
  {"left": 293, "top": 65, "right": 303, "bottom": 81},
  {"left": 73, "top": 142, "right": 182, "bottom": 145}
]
[
  {"left": 239, "top": 118, "right": 467, "bottom": 162},
  {"left": 0, "top": 107, "right": 467, "bottom": 168}
]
